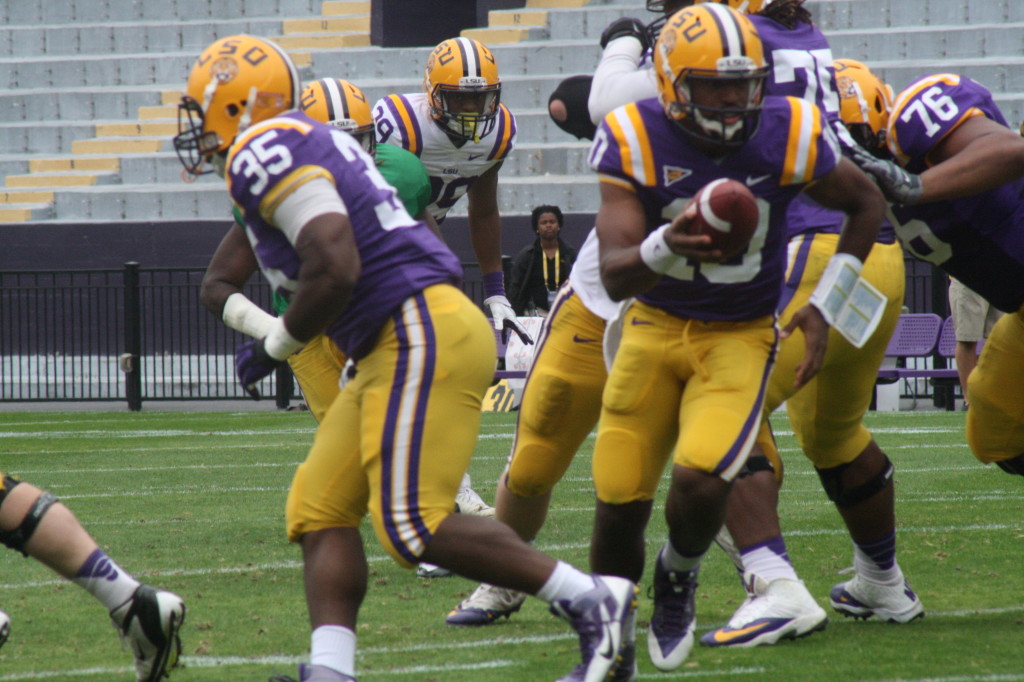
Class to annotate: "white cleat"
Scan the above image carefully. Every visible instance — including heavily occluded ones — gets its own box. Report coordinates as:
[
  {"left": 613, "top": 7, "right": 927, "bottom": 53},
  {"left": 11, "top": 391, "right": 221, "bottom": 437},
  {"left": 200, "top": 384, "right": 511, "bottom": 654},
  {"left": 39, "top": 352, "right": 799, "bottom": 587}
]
[
  {"left": 110, "top": 585, "right": 186, "bottom": 682},
  {"left": 701, "top": 572, "right": 827, "bottom": 647},
  {"left": 454, "top": 486, "right": 495, "bottom": 517},
  {"left": 830, "top": 572, "right": 924, "bottom": 623},
  {"left": 446, "top": 583, "right": 527, "bottom": 625}
]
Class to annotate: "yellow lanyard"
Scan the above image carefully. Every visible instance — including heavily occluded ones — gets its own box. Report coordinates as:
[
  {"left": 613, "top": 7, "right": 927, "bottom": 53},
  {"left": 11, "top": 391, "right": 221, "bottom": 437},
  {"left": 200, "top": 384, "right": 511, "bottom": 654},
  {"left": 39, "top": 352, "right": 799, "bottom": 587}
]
[{"left": 542, "top": 250, "right": 560, "bottom": 291}]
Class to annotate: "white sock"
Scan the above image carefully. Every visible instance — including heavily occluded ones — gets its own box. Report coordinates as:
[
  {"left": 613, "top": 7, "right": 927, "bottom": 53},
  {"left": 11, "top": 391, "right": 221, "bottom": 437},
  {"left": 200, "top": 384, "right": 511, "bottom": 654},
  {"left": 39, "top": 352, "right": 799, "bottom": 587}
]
[
  {"left": 853, "top": 546, "right": 901, "bottom": 583},
  {"left": 72, "top": 549, "right": 140, "bottom": 612},
  {"left": 741, "top": 544, "right": 798, "bottom": 583},
  {"left": 659, "top": 541, "right": 702, "bottom": 574},
  {"left": 535, "top": 561, "right": 594, "bottom": 603},
  {"left": 310, "top": 625, "right": 356, "bottom": 677}
]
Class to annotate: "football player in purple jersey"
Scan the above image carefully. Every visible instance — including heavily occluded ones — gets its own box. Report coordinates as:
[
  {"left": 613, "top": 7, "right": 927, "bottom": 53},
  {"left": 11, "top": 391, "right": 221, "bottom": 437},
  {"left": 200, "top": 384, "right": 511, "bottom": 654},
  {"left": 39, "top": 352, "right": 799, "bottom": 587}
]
[
  {"left": 854, "top": 73, "right": 1024, "bottom": 479},
  {"left": 175, "top": 34, "right": 639, "bottom": 682},
  {"left": 588, "top": 5, "right": 885, "bottom": 672}
]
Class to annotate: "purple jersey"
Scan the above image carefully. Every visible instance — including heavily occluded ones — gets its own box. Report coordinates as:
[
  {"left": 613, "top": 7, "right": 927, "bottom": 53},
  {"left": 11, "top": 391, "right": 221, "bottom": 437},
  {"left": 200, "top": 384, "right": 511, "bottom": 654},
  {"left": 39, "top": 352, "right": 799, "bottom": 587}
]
[
  {"left": 753, "top": 16, "right": 896, "bottom": 244},
  {"left": 590, "top": 96, "right": 840, "bottom": 321},
  {"left": 227, "top": 111, "right": 462, "bottom": 359},
  {"left": 887, "top": 74, "right": 1024, "bottom": 312}
]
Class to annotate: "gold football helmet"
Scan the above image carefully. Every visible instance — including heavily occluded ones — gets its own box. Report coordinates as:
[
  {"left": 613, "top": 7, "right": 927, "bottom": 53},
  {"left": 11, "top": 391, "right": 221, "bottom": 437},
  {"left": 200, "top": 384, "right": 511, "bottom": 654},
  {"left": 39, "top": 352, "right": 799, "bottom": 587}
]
[
  {"left": 834, "top": 58, "right": 894, "bottom": 153},
  {"left": 300, "top": 78, "right": 376, "bottom": 157},
  {"left": 174, "top": 35, "right": 301, "bottom": 178},
  {"left": 423, "top": 37, "right": 501, "bottom": 143},
  {"left": 654, "top": 4, "right": 768, "bottom": 146}
]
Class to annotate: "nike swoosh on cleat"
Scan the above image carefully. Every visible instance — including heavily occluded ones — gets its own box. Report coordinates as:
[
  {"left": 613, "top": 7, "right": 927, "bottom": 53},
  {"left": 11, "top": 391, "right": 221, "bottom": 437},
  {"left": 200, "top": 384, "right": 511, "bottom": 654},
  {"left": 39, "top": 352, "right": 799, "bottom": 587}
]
[
  {"left": 710, "top": 621, "right": 772, "bottom": 643},
  {"left": 573, "top": 335, "right": 597, "bottom": 343}
]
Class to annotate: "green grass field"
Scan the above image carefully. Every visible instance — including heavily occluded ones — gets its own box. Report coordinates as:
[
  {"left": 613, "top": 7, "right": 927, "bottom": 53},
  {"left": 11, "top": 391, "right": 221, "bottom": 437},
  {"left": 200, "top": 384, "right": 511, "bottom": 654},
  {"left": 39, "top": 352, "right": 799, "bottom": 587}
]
[{"left": 0, "top": 408, "right": 1021, "bottom": 681}]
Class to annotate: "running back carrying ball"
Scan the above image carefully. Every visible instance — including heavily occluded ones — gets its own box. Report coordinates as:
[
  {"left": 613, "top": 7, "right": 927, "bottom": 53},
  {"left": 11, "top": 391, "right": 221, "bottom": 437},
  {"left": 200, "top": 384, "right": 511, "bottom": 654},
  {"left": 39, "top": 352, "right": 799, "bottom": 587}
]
[{"left": 685, "top": 178, "right": 759, "bottom": 258}]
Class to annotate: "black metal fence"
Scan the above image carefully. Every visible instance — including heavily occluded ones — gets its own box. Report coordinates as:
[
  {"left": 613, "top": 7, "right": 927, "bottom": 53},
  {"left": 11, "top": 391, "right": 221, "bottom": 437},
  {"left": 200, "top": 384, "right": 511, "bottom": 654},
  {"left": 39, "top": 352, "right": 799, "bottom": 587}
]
[{"left": 1, "top": 257, "right": 945, "bottom": 410}]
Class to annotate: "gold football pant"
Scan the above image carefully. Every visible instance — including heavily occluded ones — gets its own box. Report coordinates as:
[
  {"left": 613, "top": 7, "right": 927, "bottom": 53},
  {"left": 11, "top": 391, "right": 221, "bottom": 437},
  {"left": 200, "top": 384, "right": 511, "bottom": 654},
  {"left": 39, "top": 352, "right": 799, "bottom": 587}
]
[
  {"left": 966, "top": 307, "right": 1024, "bottom": 465},
  {"left": 287, "top": 333, "right": 347, "bottom": 423},
  {"left": 769, "top": 235, "right": 905, "bottom": 469},
  {"left": 593, "top": 301, "right": 777, "bottom": 505},
  {"left": 505, "top": 287, "right": 608, "bottom": 497},
  {"left": 285, "top": 285, "right": 495, "bottom": 567}
]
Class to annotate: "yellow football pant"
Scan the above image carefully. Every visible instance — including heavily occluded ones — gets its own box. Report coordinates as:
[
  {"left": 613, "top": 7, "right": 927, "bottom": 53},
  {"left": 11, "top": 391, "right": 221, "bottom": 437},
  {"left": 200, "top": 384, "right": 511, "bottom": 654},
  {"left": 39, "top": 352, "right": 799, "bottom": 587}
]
[{"left": 285, "top": 285, "right": 495, "bottom": 567}]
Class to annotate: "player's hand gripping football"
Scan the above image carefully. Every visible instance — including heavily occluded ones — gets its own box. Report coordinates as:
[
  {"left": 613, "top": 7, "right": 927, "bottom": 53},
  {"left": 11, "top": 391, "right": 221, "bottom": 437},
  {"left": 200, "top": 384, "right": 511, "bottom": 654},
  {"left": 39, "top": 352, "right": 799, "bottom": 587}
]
[
  {"left": 662, "top": 202, "right": 726, "bottom": 263},
  {"left": 849, "top": 146, "right": 924, "bottom": 205},
  {"left": 484, "top": 295, "right": 534, "bottom": 345}
]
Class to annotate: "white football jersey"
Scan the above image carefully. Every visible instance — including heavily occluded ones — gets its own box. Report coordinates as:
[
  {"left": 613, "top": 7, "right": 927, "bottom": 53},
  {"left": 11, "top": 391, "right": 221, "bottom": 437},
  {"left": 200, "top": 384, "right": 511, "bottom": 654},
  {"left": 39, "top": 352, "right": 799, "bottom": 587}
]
[
  {"left": 568, "top": 228, "right": 617, "bottom": 321},
  {"left": 372, "top": 92, "right": 517, "bottom": 222}
]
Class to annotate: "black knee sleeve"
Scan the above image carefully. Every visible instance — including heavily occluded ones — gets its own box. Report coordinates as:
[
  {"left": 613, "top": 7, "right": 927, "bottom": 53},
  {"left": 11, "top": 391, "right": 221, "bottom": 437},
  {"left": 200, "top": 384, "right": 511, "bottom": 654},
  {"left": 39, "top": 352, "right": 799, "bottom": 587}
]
[
  {"left": 996, "top": 453, "right": 1024, "bottom": 477},
  {"left": 0, "top": 485, "right": 58, "bottom": 556},
  {"left": 816, "top": 455, "right": 894, "bottom": 508},
  {"left": 548, "top": 75, "right": 596, "bottom": 140},
  {"left": 736, "top": 454, "right": 774, "bottom": 479}
]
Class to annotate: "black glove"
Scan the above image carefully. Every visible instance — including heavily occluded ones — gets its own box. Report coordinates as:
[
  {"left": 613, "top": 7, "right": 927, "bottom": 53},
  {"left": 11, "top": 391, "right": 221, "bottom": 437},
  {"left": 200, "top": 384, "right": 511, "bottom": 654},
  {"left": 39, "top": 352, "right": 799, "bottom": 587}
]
[
  {"left": 235, "top": 338, "right": 285, "bottom": 400},
  {"left": 849, "top": 145, "right": 924, "bottom": 205},
  {"left": 600, "top": 17, "right": 650, "bottom": 51}
]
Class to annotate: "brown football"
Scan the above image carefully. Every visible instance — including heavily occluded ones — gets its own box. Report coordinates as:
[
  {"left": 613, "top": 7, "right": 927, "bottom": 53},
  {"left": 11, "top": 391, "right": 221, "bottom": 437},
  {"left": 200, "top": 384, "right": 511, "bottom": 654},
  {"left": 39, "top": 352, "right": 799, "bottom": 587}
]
[{"left": 685, "top": 178, "right": 759, "bottom": 259}]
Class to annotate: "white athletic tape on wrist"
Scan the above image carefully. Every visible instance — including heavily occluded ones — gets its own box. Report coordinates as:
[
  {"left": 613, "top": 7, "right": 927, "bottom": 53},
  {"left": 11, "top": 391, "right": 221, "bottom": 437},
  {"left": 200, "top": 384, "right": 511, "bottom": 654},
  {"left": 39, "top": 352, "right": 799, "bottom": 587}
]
[
  {"left": 222, "top": 293, "right": 276, "bottom": 339},
  {"left": 264, "top": 318, "right": 304, "bottom": 361},
  {"left": 638, "top": 223, "right": 675, "bottom": 274}
]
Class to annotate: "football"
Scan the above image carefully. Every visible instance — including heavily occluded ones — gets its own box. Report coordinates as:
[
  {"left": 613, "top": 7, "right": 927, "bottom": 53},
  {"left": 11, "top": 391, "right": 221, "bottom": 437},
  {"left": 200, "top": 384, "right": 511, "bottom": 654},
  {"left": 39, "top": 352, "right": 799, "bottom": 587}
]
[{"left": 684, "top": 178, "right": 759, "bottom": 259}]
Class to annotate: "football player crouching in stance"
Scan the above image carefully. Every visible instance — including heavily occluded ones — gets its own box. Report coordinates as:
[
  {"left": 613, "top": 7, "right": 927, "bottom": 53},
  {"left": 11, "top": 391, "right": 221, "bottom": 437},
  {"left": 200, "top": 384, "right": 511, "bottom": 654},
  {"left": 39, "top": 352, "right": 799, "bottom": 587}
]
[
  {"left": 587, "top": 5, "right": 885, "bottom": 672},
  {"left": 0, "top": 474, "right": 184, "bottom": 681},
  {"left": 175, "top": 34, "right": 637, "bottom": 682},
  {"left": 855, "top": 70, "right": 1024, "bottom": 483}
]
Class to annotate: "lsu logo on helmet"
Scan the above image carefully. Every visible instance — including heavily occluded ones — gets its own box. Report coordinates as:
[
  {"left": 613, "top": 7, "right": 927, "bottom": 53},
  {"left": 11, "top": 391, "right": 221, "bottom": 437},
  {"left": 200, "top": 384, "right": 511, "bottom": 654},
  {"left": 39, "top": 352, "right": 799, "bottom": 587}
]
[
  {"left": 423, "top": 37, "right": 501, "bottom": 143},
  {"left": 834, "top": 58, "right": 894, "bottom": 153},
  {"left": 301, "top": 78, "right": 376, "bottom": 157},
  {"left": 654, "top": 4, "right": 768, "bottom": 146},
  {"left": 174, "top": 35, "right": 301, "bottom": 178}
]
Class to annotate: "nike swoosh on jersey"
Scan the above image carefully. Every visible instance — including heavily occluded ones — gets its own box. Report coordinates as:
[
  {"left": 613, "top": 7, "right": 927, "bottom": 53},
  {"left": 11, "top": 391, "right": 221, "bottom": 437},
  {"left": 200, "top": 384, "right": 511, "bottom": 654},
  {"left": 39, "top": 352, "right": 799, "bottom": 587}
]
[
  {"left": 573, "top": 334, "right": 597, "bottom": 343},
  {"left": 709, "top": 620, "right": 774, "bottom": 644},
  {"left": 746, "top": 174, "right": 771, "bottom": 186},
  {"left": 468, "top": 153, "right": 483, "bottom": 160},
  {"left": 630, "top": 317, "right": 654, "bottom": 325}
]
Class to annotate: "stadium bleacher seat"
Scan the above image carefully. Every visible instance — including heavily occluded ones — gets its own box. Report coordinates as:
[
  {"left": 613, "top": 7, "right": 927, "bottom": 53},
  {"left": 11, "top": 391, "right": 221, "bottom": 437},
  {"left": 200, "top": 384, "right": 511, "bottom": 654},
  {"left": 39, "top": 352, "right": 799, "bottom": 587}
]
[{"left": 2, "top": 0, "right": 1024, "bottom": 223}]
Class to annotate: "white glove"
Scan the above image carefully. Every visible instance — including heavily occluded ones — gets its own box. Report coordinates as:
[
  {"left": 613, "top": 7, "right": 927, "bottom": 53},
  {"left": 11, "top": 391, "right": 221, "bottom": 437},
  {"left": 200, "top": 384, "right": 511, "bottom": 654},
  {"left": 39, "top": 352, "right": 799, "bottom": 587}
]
[{"left": 484, "top": 295, "right": 533, "bottom": 345}]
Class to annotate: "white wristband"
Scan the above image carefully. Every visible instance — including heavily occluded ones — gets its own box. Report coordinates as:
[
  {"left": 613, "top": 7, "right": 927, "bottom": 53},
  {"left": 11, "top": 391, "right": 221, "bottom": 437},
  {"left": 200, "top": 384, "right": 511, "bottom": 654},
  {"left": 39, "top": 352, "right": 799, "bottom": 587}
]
[
  {"left": 222, "top": 293, "right": 276, "bottom": 339},
  {"left": 263, "top": 317, "right": 305, "bottom": 361},
  {"left": 638, "top": 223, "right": 675, "bottom": 275},
  {"left": 809, "top": 252, "right": 863, "bottom": 324}
]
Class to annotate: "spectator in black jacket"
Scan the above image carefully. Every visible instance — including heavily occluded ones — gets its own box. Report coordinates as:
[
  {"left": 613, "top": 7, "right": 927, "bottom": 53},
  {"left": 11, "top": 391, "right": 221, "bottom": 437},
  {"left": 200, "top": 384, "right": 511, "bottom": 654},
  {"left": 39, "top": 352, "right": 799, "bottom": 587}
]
[{"left": 509, "top": 205, "right": 577, "bottom": 316}]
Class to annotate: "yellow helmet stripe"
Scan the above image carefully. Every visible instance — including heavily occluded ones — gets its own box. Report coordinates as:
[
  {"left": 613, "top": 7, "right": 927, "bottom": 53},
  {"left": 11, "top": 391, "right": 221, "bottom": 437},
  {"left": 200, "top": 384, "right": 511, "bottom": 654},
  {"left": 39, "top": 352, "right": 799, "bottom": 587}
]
[
  {"left": 781, "top": 97, "right": 821, "bottom": 185},
  {"left": 888, "top": 73, "right": 961, "bottom": 165},
  {"left": 608, "top": 103, "right": 655, "bottom": 187}
]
